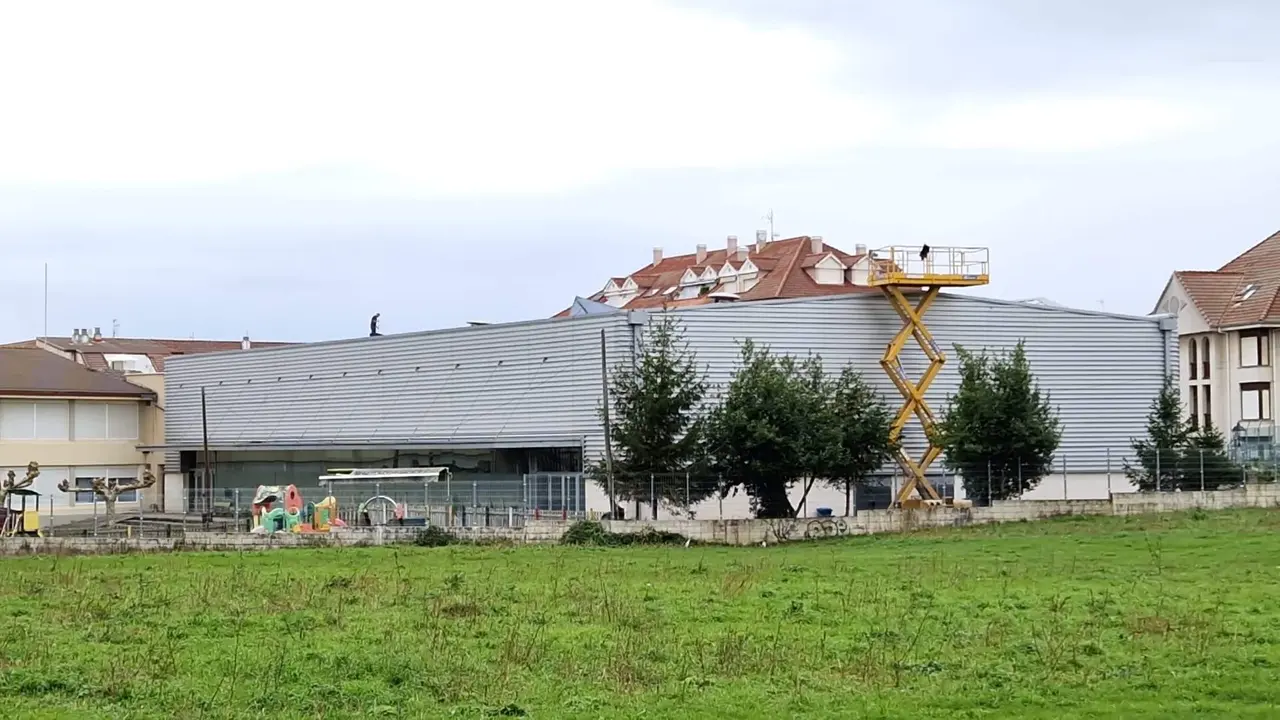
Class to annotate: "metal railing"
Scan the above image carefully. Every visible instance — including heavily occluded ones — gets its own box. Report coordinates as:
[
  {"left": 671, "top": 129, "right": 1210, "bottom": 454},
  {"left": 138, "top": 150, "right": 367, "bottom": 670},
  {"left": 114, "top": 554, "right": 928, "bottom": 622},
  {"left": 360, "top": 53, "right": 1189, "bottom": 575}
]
[{"left": 867, "top": 246, "right": 990, "bottom": 285}]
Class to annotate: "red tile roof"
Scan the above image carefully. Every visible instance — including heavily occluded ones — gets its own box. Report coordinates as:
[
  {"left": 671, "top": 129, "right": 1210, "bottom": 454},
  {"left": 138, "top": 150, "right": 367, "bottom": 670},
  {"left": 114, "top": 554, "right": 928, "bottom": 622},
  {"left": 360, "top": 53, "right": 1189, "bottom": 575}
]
[
  {"left": 1170, "top": 229, "right": 1280, "bottom": 328},
  {"left": 559, "top": 236, "right": 878, "bottom": 316},
  {"left": 0, "top": 336, "right": 296, "bottom": 374}
]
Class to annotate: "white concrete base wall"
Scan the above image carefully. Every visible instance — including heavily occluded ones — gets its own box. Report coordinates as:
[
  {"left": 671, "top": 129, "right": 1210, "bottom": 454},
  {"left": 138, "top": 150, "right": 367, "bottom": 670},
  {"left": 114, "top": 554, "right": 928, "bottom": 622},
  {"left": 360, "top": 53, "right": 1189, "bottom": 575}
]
[
  {"left": 586, "top": 473, "right": 1141, "bottom": 519},
  {"left": 961, "top": 473, "right": 1140, "bottom": 501}
]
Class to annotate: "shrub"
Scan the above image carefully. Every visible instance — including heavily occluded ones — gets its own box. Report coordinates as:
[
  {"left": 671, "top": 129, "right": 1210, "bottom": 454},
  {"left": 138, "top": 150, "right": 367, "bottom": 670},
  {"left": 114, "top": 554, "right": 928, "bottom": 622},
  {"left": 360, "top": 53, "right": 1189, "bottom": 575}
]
[
  {"left": 561, "top": 521, "right": 613, "bottom": 546},
  {"left": 561, "top": 520, "right": 691, "bottom": 547},
  {"left": 413, "top": 525, "right": 457, "bottom": 547}
]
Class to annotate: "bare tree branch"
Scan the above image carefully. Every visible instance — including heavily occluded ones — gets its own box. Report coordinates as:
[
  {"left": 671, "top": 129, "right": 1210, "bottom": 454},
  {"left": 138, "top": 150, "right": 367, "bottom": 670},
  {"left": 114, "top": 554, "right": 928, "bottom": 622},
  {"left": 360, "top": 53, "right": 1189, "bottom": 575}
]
[
  {"left": 0, "top": 461, "right": 39, "bottom": 508},
  {"left": 57, "top": 468, "right": 155, "bottom": 526}
]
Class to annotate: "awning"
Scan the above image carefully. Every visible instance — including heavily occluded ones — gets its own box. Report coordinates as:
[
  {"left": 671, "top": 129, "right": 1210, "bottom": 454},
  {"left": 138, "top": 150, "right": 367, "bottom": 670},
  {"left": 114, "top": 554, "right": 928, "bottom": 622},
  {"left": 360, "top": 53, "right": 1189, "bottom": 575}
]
[{"left": 137, "top": 434, "right": 586, "bottom": 453}]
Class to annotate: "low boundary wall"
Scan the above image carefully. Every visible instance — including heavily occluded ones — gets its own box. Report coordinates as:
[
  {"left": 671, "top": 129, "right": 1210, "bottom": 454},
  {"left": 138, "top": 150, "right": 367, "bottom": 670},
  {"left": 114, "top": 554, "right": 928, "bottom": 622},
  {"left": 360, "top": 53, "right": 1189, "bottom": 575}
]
[{"left": 2, "top": 485, "right": 1277, "bottom": 555}]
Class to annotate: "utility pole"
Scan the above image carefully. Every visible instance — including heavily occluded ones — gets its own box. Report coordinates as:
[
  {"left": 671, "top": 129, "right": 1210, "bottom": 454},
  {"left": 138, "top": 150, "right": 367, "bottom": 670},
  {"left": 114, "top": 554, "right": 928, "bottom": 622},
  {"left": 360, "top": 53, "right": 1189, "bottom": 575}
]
[{"left": 600, "top": 330, "right": 616, "bottom": 517}]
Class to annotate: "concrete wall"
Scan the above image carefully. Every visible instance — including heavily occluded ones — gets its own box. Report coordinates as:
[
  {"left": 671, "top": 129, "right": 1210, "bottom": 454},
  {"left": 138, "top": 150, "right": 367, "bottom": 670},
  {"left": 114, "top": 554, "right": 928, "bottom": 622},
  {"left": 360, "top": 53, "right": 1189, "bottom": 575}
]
[
  {"left": 3, "top": 486, "right": 1277, "bottom": 555},
  {"left": 603, "top": 484, "right": 1280, "bottom": 545}
]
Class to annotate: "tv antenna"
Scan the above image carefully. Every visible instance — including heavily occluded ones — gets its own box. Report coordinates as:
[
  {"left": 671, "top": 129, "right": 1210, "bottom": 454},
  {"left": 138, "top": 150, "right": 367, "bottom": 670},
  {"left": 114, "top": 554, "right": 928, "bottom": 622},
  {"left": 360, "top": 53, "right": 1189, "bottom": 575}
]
[{"left": 762, "top": 209, "right": 778, "bottom": 241}]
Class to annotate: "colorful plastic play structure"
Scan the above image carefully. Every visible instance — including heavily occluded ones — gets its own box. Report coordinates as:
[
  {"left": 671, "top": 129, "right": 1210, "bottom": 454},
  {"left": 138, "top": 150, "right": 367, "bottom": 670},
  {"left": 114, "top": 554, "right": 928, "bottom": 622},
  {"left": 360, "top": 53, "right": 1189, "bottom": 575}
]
[{"left": 249, "top": 484, "right": 346, "bottom": 534}]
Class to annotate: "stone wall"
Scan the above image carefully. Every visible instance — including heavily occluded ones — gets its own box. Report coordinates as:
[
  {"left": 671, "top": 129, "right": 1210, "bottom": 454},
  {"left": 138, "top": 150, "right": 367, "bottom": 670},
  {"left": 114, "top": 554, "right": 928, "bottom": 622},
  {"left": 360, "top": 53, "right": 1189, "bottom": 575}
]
[{"left": 2, "top": 485, "right": 1276, "bottom": 555}]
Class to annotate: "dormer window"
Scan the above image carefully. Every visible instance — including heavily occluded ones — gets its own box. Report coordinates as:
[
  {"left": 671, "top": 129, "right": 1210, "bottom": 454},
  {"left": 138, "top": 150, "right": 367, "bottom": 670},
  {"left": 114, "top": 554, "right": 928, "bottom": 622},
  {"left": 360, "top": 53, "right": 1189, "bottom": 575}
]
[{"left": 1234, "top": 283, "right": 1259, "bottom": 306}]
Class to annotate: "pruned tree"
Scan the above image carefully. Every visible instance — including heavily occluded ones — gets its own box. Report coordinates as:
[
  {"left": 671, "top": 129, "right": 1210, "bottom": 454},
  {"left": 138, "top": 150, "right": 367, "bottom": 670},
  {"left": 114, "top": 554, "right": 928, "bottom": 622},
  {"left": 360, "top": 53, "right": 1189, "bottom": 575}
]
[
  {"left": 791, "top": 356, "right": 845, "bottom": 516},
  {"left": 1125, "top": 375, "right": 1192, "bottom": 491},
  {"left": 58, "top": 469, "right": 156, "bottom": 525},
  {"left": 704, "top": 342, "right": 839, "bottom": 518},
  {"left": 825, "top": 366, "right": 897, "bottom": 515},
  {"left": 1, "top": 461, "right": 40, "bottom": 509},
  {"left": 933, "top": 341, "right": 1061, "bottom": 503},
  {"left": 590, "top": 313, "right": 709, "bottom": 515}
]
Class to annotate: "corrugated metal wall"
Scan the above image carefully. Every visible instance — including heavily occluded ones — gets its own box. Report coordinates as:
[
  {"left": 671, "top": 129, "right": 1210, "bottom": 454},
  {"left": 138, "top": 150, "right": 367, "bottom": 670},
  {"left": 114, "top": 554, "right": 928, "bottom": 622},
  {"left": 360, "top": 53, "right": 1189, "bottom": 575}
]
[
  {"left": 673, "top": 294, "right": 1174, "bottom": 471},
  {"left": 164, "top": 313, "right": 634, "bottom": 462},
  {"left": 164, "top": 294, "right": 1174, "bottom": 473}
]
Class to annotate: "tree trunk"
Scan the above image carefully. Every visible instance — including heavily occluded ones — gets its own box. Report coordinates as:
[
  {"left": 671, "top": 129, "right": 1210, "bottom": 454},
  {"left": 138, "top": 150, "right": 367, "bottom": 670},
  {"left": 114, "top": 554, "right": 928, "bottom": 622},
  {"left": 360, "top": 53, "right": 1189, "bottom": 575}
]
[
  {"left": 103, "top": 496, "right": 118, "bottom": 527},
  {"left": 792, "top": 476, "right": 818, "bottom": 518},
  {"left": 753, "top": 479, "right": 794, "bottom": 519},
  {"left": 844, "top": 480, "right": 851, "bottom": 516}
]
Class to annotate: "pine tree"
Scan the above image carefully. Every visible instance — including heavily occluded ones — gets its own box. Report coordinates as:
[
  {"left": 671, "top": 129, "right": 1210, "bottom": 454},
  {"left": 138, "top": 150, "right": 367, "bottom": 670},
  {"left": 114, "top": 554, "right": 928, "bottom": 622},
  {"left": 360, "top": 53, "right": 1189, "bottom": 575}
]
[
  {"left": 1185, "top": 420, "right": 1238, "bottom": 490},
  {"left": 592, "top": 313, "right": 708, "bottom": 510},
  {"left": 1125, "top": 375, "right": 1192, "bottom": 491},
  {"left": 934, "top": 341, "right": 1062, "bottom": 502}
]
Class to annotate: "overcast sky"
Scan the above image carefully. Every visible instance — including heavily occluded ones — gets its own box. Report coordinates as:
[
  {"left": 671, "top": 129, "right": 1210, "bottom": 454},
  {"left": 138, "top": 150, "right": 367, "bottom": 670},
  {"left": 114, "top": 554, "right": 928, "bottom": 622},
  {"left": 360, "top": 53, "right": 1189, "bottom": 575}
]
[{"left": 3, "top": 0, "right": 1279, "bottom": 342}]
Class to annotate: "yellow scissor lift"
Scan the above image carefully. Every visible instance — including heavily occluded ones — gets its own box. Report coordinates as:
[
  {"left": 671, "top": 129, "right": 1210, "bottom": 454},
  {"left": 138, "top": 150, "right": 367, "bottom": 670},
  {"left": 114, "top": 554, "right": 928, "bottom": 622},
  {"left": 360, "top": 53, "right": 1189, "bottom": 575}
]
[{"left": 867, "top": 246, "right": 990, "bottom": 507}]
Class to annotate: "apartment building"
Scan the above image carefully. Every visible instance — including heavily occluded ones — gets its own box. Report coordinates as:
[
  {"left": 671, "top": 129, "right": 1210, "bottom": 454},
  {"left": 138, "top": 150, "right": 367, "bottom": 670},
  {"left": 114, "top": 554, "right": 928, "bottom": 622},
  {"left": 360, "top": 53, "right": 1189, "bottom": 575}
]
[
  {"left": 0, "top": 348, "right": 159, "bottom": 514},
  {"left": 1155, "top": 229, "right": 1280, "bottom": 460},
  {"left": 558, "top": 234, "right": 880, "bottom": 316},
  {"left": 2, "top": 330, "right": 296, "bottom": 513}
]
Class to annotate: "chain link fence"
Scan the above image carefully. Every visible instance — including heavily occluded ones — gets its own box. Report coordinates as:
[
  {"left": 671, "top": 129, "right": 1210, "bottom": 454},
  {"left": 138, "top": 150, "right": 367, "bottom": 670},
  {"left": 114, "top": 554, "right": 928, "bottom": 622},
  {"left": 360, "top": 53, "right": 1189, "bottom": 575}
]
[{"left": 34, "top": 447, "right": 1280, "bottom": 535}]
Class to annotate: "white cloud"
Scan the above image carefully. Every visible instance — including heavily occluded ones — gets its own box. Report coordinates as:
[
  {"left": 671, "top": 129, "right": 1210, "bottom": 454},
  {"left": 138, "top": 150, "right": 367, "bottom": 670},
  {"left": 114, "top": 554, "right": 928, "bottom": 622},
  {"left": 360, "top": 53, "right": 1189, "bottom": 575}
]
[
  {"left": 0, "top": 0, "right": 891, "bottom": 194},
  {"left": 914, "top": 93, "right": 1216, "bottom": 153}
]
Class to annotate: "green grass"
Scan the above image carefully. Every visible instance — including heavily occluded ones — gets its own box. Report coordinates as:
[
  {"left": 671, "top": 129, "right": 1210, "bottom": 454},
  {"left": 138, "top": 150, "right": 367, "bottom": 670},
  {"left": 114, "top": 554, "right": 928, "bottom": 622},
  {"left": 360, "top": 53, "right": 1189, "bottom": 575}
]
[{"left": 3, "top": 509, "right": 1280, "bottom": 719}]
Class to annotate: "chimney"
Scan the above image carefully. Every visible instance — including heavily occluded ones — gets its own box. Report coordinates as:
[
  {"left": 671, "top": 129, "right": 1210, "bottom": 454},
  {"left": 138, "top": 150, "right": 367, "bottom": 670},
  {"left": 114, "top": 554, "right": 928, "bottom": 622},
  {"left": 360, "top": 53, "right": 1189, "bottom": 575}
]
[
  {"left": 855, "top": 243, "right": 867, "bottom": 256},
  {"left": 92, "top": 327, "right": 103, "bottom": 342},
  {"left": 726, "top": 235, "right": 738, "bottom": 257},
  {"left": 652, "top": 247, "right": 663, "bottom": 266},
  {"left": 810, "top": 235, "right": 824, "bottom": 254},
  {"left": 242, "top": 335, "right": 251, "bottom": 351},
  {"left": 755, "top": 229, "right": 768, "bottom": 250},
  {"left": 737, "top": 245, "right": 749, "bottom": 262},
  {"left": 696, "top": 244, "right": 707, "bottom": 264}
]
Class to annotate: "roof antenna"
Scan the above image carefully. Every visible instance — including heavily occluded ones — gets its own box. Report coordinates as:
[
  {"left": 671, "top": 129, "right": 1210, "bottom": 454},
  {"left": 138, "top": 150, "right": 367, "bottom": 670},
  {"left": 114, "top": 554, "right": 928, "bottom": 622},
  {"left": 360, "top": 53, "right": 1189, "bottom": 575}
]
[{"left": 370, "top": 313, "right": 382, "bottom": 337}]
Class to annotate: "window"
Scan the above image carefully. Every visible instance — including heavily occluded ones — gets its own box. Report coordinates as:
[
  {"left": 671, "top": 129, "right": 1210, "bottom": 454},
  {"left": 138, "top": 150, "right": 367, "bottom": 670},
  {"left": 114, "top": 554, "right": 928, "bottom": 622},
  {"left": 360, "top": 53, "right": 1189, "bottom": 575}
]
[
  {"left": 0, "top": 401, "right": 69, "bottom": 440},
  {"left": 1240, "top": 330, "right": 1270, "bottom": 367},
  {"left": 1201, "top": 337, "right": 1211, "bottom": 379},
  {"left": 1203, "top": 385, "right": 1212, "bottom": 429},
  {"left": 1188, "top": 386, "right": 1199, "bottom": 429},
  {"left": 1241, "top": 382, "right": 1272, "bottom": 421},
  {"left": 73, "top": 468, "right": 139, "bottom": 504},
  {"left": 73, "top": 402, "right": 139, "bottom": 440},
  {"left": 1188, "top": 338, "right": 1198, "bottom": 380}
]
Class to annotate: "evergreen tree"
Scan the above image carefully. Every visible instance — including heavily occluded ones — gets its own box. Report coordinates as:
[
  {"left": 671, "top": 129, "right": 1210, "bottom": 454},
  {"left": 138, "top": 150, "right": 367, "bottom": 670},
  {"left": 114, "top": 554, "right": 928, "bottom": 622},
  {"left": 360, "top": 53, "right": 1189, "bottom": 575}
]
[
  {"left": 1185, "top": 420, "right": 1238, "bottom": 490},
  {"left": 934, "top": 341, "right": 1062, "bottom": 502},
  {"left": 591, "top": 313, "right": 708, "bottom": 509},
  {"left": 1125, "top": 375, "right": 1192, "bottom": 491},
  {"left": 825, "top": 366, "right": 897, "bottom": 515}
]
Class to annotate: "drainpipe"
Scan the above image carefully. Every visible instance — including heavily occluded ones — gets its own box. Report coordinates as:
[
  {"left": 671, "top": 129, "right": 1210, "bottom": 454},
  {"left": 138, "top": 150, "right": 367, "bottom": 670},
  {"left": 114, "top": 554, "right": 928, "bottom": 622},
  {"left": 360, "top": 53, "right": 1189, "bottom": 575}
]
[{"left": 1158, "top": 316, "right": 1176, "bottom": 378}]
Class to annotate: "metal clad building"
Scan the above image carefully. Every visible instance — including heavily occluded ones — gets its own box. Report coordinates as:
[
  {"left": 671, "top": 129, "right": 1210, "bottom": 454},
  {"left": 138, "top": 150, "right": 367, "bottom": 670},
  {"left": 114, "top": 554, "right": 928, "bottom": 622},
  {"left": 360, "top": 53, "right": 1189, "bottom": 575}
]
[{"left": 162, "top": 293, "right": 1175, "bottom": 510}]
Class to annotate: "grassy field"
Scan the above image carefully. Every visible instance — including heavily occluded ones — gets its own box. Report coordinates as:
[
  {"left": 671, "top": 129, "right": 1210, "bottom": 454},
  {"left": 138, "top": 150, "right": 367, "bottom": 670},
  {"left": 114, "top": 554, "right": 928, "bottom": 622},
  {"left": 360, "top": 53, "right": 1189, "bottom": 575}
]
[{"left": 2, "top": 510, "right": 1279, "bottom": 719}]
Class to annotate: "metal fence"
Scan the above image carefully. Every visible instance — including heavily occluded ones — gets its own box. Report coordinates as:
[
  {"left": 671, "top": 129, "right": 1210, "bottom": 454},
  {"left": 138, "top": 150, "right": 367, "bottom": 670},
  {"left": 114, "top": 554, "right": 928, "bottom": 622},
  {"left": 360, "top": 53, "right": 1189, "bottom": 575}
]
[
  {"left": 170, "top": 472, "right": 588, "bottom": 533},
  {"left": 35, "top": 447, "right": 1280, "bottom": 535}
]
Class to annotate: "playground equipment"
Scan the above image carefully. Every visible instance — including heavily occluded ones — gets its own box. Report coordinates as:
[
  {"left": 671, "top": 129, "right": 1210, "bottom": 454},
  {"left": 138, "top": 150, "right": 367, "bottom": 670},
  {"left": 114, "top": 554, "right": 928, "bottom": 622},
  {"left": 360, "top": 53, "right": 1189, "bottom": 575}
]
[
  {"left": 249, "top": 484, "right": 346, "bottom": 534},
  {"left": 318, "top": 467, "right": 451, "bottom": 527},
  {"left": 867, "top": 246, "right": 989, "bottom": 507},
  {"left": 0, "top": 488, "right": 43, "bottom": 537}
]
